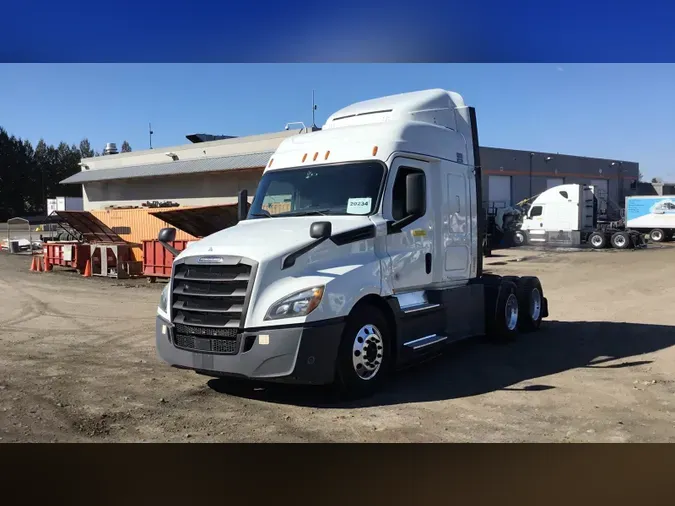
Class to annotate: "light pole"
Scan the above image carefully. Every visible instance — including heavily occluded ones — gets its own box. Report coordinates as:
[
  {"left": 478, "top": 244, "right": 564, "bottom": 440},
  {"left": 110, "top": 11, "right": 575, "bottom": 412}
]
[
  {"left": 610, "top": 161, "right": 624, "bottom": 203},
  {"left": 529, "top": 153, "right": 535, "bottom": 196}
]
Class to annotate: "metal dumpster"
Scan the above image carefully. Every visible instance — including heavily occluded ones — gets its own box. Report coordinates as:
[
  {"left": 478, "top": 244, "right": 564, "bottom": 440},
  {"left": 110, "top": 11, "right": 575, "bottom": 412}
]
[{"left": 142, "top": 203, "right": 241, "bottom": 282}]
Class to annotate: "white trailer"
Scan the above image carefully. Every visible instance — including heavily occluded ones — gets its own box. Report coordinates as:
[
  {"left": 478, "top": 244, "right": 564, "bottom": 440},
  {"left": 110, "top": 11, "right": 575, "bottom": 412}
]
[
  {"left": 47, "top": 196, "right": 83, "bottom": 215},
  {"left": 153, "top": 89, "right": 550, "bottom": 397},
  {"left": 625, "top": 195, "right": 675, "bottom": 243}
]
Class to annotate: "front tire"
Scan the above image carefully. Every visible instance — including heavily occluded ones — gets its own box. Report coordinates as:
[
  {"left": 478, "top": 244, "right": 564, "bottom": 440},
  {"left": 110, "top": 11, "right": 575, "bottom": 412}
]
[
  {"left": 513, "top": 230, "right": 527, "bottom": 246},
  {"left": 334, "top": 305, "right": 391, "bottom": 398}
]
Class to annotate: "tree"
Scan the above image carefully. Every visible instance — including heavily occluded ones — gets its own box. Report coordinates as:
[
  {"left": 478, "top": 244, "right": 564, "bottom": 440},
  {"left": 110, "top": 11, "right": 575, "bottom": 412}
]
[
  {"left": 121, "top": 140, "right": 132, "bottom": 153},
  {"left": 79, "top": 138, "right": 94, "bottom": 158},
  {"left": 652, "top": 177, "right": 663, "bottom": 184}
]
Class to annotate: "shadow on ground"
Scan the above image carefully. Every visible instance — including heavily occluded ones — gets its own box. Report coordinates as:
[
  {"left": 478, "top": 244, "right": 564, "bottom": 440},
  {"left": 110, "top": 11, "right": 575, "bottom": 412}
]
[{"left": 208, "top": 320, "right": 675, "bottom": 408}]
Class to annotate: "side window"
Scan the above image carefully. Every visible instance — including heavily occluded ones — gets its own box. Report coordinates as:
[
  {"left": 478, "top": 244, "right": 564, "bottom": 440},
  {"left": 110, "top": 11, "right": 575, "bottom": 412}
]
[
  {"left": 530, "top": 205, "right": 543, "bottom": 217},
  {"left": 392, "top": 167, "right": 426, "bottom": 221}
]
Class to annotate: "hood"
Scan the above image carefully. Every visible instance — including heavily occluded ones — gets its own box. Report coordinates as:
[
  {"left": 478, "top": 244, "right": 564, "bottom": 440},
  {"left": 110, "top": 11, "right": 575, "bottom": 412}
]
[{"left": 176, "top": 215, "right": 373, "bottom": 263}]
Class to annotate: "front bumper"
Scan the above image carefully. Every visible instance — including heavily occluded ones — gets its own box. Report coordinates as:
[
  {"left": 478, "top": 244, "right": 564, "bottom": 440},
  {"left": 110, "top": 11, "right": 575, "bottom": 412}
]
[{"left": 155, "top": 316, "right": 344, "bottom": 385}]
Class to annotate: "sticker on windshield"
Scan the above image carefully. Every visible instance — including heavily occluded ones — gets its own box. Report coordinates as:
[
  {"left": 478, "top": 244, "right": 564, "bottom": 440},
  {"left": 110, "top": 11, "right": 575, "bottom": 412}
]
[{"left": 346, "top": 197, "right": 372, "bottom": 215}]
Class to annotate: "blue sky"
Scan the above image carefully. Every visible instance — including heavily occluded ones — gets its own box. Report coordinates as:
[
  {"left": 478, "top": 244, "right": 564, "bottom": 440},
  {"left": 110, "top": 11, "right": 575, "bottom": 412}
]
[{"left": 1, "top": 64, "right": 673, "bottom": 180}]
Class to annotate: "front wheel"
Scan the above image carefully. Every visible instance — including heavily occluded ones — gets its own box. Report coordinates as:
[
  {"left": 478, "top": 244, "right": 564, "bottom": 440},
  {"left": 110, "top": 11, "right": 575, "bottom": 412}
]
[
  {"left": 513, "top": 230, "right": 527, "bottom": 246},
  {"left": 334, "top": 305, "right": 391, "bottom": 398}
]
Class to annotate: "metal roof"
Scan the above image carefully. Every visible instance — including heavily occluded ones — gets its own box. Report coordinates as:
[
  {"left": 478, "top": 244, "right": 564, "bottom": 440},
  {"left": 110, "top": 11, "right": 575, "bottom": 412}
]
[
  {"left": 150, "top": 204, "right": 243, "bottom": 238},
  {"left": 60, "top": 150, "right": 273, "bottom": 185},
  {"left": 52, "top": 211, "right": 126, "bottom": 243}
]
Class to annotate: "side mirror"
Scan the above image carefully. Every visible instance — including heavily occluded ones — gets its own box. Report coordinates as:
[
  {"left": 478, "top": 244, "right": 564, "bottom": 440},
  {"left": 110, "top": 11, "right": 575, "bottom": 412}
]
[
  {"left": 158, "top": 227, "right": 176, "bottom": 243},
  {"left": 405, "top": 173, "right": 425, "bottom": 217},
  {"left": 238, "top": 189, "right": 248, "bottom": 221},
  {"left": 310, "top": 221, "right": 332, "bottom": 240},
  {"left": 158, "top": 227, "right": 179, "bottom": 256}
]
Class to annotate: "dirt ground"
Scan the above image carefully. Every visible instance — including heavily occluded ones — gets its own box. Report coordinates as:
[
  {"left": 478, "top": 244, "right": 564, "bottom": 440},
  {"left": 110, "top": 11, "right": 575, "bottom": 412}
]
[{"left": 1, "top": 244, "right": 674, "bottom": 443}]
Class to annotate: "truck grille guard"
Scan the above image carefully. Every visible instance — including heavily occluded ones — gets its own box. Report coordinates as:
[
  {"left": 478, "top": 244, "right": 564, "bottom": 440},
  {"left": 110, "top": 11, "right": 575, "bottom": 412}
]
[{"left": 168, "top": 256, "right": 258, "bottom": 355}]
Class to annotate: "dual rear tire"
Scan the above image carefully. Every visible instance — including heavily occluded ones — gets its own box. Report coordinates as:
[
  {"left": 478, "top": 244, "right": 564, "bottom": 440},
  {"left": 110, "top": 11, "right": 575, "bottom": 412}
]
[{"left": 489, "top": 276, "right": 545, "bottom": 342}]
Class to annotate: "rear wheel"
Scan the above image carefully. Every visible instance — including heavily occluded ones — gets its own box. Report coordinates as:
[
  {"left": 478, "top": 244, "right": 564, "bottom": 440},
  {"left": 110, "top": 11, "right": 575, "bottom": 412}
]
[
  {"left": 515, "top": 277, "right": 544, "bottom": 332},
  {"left": 611, "top": 231, "right": 630, "bottom": 249},
  {"left": 589, "top": 231, "right": 606, "bottom": 249},
  {"left": 649, "top": 229, "right": 665, "bottom": 243},
  {"left": 487, "top": 279, "right": 520, "bottom": 343},
  {"left": 334, "top": 305, "right": 391, "bottom": 398}
]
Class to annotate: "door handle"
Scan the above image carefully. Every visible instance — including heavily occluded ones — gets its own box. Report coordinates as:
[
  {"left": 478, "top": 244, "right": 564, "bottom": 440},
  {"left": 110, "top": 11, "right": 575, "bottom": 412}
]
[{"left": 425, "top": 253, "right": 432, "bottom": 274}]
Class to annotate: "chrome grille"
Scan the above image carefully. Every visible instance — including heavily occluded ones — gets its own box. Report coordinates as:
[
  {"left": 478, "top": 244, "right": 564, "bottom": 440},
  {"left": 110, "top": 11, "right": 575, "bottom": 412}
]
[{"left": 170, "top": 259, "right": 254, "bottom": 355}]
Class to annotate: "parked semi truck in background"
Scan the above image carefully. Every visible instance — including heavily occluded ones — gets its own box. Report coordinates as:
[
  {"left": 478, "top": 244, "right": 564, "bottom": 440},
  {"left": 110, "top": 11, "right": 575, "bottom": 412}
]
[
  {"left": 155, "top": 89, "right": 549, "bottom": 397},
  {"left": 513, "top": 184, "right": 647, "bottom": 249}
]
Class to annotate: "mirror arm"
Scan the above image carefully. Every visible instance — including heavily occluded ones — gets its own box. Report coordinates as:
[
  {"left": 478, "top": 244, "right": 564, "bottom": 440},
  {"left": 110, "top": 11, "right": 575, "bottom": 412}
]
[
  {"left": 387, "top": 214, "right": 418, "bottom": 234},
  {"left": 159, "top": 240, "right": 180, "bottom": 257}
]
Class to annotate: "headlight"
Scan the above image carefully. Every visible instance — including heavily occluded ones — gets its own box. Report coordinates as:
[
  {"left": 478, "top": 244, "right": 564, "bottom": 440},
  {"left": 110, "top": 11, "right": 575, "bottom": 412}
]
[
  {"left": 265, "top": 286, "right": 324, "bottom": 321},
  {"left": 159, "top": 284, "right": 170, "bottom": 313}
]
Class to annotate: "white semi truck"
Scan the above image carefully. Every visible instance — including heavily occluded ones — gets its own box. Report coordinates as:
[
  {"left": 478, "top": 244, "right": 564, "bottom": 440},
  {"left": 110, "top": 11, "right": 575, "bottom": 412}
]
[
  {"left": 512, "top": 184, "right": 650, "bottom": 249},
  {"left": 155, "top": 89, "right": 549, "bottom": 397}
]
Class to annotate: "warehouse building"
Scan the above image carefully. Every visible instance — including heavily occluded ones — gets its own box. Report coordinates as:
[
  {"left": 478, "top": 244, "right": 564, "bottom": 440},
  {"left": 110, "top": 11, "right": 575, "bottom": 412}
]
[{"left": 61, "top": 129, "right": 640, "bottom": 215}]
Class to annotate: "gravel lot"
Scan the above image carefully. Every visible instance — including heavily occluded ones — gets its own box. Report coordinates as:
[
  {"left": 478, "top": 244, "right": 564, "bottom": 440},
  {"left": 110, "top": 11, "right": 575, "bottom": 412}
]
[{"left": 1, "top": 244, "right": 674, "bottom": 442}]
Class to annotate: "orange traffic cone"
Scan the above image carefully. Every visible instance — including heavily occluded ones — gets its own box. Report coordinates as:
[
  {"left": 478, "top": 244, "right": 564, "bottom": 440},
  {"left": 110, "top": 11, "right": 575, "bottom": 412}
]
[
  {"left": 37, "top": 256, "right": 44, "bottom": 272},
  {"left": 44, "top": 254, "right": 52, "bottom": 272},
  {"left": 29, "top": 256, "right": 38, "bottom": 272},
  {"left": 83, "top": 259, "right": 92, "bottom": 278}
]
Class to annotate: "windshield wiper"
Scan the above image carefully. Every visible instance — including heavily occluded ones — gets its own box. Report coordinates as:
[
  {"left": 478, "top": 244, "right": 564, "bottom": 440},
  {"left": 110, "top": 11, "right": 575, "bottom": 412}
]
[{"left": 276, "top": 209, "right": 331, "bottom": 217}]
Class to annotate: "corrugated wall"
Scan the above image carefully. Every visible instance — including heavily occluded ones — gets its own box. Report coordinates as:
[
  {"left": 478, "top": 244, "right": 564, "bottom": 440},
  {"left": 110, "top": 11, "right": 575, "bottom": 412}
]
[{"left": 90, "top": 208, "right": 197, "bottom": 261}]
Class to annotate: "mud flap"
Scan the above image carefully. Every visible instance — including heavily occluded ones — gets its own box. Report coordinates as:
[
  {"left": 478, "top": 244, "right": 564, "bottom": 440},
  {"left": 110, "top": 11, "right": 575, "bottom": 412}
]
[{"left": 542, "top": 297, "right": 549, "bottom": 319}]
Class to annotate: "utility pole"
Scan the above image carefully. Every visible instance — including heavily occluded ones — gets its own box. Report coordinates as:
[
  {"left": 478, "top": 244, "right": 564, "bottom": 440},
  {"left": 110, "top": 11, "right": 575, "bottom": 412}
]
[{"left": 149, "top": 123, "right": 154, "bottom": 150}]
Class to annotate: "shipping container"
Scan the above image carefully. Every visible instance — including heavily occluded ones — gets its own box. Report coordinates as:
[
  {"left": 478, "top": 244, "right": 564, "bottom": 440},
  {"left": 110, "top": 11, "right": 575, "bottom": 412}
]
[
  {"left": 90, "top": 207, "right": 198, "bottom": 262},
  {"left": 47, "top": 197, "right": 84, "bottom": 215}
]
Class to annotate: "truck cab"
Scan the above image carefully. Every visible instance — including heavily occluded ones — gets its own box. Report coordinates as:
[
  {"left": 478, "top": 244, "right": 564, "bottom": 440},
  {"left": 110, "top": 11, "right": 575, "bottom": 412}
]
[
  {"left": 155, "top": 89, "right": 549, "bottom": 397},
  {"left": 515, "top": 183, "right": 596, "bottom": 246}
]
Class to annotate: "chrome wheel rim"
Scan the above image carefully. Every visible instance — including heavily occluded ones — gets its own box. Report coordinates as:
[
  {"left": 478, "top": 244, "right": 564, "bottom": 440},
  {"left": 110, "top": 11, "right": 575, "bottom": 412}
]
[
  {"left": 505, "top": 293, "right": 519, "bottom": 331},
  {"left": 530, "top": 288, "right": 541, "bottom": 321},
  {"left": 352, "top": 324, "right": 384, "bottom": 381},
  {"left": 614, "top": 235, "right": 626, "bottom": 247},
  {"left": 591, "top": 235, "right": 603, "bottom": 247},
  {"left": 652, "top": 231, "right": 662, "bottom": 241}
]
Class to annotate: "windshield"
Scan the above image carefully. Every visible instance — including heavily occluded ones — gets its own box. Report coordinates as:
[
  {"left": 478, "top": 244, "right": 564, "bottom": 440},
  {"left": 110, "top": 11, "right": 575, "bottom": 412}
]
[{"left": 248, "top": 161, "right": 385, "bottom": 218}]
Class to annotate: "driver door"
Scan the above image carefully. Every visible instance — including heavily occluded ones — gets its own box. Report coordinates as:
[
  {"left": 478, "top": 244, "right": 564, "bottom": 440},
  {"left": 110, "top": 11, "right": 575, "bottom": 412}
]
[{"left": 383, "top": 157, "right": 433, "bottom": 293}]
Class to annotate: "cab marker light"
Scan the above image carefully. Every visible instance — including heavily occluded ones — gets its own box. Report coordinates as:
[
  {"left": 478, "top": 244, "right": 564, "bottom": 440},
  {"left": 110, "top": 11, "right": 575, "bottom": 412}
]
[
  {"left": 372, "top": 146, "right": 379, "bottom": 156},
  {"left": 313, "top": 152, "right": 319, "bottom": 161},
  {"left": 302, "top": 153, "right": 308, "bottom": 162},
  {"left": 325, "top": 150, "right": 330, "bottom": 160}
]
